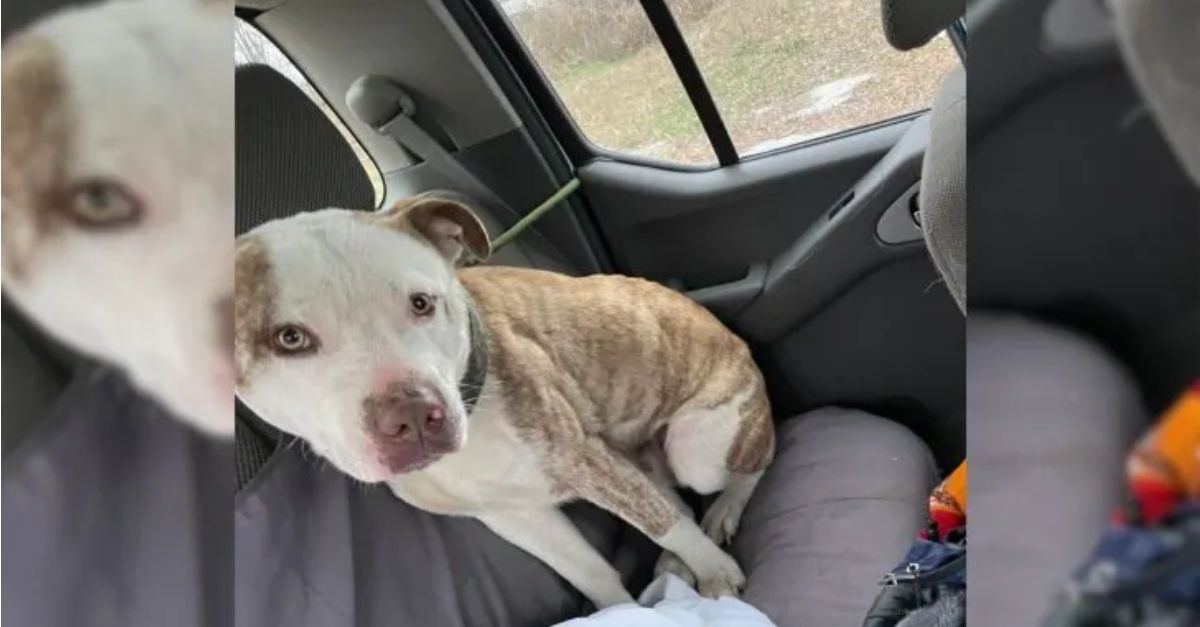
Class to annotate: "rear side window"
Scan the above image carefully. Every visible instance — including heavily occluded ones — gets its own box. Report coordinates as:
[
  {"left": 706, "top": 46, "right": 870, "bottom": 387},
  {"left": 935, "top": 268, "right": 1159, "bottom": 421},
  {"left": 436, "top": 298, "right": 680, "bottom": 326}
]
[
  {"left": 500, "top": 0, "right": 958, "bottom": 165},
  {"left": 503, "top": 1, "right": 716, "bottom": 164},
  {"left": 234, "top": 19, "right": 385, "bottom": 206}
]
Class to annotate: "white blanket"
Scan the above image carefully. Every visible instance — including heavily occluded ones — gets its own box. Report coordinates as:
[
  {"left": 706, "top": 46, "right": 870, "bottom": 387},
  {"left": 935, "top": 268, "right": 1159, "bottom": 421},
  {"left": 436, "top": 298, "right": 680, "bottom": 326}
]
[{"left": 552, "top": 575, "right": 777, "bottom": 627}]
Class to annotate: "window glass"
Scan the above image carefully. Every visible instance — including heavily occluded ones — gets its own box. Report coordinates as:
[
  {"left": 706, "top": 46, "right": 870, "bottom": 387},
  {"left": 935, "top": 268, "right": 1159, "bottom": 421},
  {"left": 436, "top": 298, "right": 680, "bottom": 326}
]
[
  {"left": 500, "top": 0, "right": 717, "bottom": 165},
  {"left": 234, "top": 20, "right": 385, "bottom": 205},
  {"left": 502, "top": 0, "right": 958, "bottom": 164},
  {"left": 664, "top": 0, "right": 958, "bottom": 156}
]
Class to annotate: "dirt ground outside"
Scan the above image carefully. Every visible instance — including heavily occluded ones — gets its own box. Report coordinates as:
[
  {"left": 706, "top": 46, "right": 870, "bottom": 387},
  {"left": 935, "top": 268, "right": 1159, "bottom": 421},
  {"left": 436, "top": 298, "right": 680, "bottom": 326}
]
[{"left": 505, "top": 0, "right": 959, "bottom": 164}]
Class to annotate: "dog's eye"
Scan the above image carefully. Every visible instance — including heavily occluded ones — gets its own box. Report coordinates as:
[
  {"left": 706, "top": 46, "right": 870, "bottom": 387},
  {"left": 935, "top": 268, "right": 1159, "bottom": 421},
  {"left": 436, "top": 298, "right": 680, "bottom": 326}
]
[
  {"left": 66, "top": 179, "right": 142, "bottom": 229},
  {"left": 272, "top": 324, "right": 317, "bottom": 355},
  {"left": 410, "top": 293, "right": 436, "bottom": 317}
]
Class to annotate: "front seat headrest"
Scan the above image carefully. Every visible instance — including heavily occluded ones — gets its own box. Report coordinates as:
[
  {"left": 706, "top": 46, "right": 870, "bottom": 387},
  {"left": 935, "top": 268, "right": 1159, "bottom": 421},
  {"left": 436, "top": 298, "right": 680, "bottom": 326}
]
[
  {"left": 235, "top": 63, "right": 375, "bottom": 234},
  {"left": 881, "top": 0, "right": 963, "bottom": 51},
  {"left": 919, "top": 64, "right": 967, "bottom": 313},
  {"left": 1112, "top": 0, "right": 1200, "bottom": 187}
]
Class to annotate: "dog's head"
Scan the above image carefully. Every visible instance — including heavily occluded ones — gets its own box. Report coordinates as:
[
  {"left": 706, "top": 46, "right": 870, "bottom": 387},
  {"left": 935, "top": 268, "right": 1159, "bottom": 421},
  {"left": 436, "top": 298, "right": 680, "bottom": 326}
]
[
  {"left": 0, "top": 0, "right": 234, "bottom": 437},
  {"left": 236, "top": 194, "right": 491, "bottom": 482}
]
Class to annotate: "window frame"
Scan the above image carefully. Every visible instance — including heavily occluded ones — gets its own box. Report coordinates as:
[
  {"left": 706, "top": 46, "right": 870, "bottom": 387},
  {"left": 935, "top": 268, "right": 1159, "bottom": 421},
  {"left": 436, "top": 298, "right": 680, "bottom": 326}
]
[{"left": 467, "top": 0, "right": 959, "bottom": 171}]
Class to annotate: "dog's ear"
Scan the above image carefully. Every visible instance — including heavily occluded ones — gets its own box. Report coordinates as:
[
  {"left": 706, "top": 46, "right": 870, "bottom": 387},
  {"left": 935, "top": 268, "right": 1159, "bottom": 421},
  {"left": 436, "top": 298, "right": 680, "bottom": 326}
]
[{"left": 384, "top": 194, "right": 491, "bottom": 265}]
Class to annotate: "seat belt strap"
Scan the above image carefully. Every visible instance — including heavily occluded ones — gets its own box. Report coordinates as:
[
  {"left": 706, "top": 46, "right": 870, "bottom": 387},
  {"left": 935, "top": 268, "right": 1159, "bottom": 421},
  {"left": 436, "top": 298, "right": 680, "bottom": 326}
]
[{"left": 347, "top": 75, "right": 576, "bottom": 257}]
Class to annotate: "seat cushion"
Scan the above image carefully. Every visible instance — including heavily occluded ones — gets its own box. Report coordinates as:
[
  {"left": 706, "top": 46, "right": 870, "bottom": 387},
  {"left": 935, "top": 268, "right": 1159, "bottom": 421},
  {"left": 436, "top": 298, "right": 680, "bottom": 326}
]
[
  {"left": 967, "top": 314, "right": 1146, "bottom": 626},
  {"left": 734, "top": 408, "right": 938, "bottom": 627},
  {"left": 237, "top": 409, "right": 935, "bottom": 627}
]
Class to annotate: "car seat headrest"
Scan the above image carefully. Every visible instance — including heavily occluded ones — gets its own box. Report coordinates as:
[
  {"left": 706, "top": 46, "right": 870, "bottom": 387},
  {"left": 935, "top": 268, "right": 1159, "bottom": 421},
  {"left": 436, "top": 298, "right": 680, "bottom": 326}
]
[
  {"left": 235, "top": 64, "right": 375, "bottom": 234},
  {"left": 1112, "top": 0, "right": 1200, "bottom": 187},
  {"left": 881, "top": 0, "right": 963, "bottom": 51}
]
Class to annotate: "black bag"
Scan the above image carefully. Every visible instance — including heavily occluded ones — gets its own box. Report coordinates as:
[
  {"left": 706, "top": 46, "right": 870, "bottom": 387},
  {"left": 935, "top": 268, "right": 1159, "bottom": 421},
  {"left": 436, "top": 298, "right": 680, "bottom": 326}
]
[{"left": 863, "top": 538, "right": 966, "bottom": 627}]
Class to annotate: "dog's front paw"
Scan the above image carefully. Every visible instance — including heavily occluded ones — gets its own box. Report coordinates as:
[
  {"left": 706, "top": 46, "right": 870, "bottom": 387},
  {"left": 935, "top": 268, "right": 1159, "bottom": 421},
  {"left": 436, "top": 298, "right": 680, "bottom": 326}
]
[
  {"left": 700, "top": 497, "right": 743, "bottom": 546},
  {"left": 654, "top": 550, "right": 697, "bottom": 587},
  {"left": 695, "top": 552, "right": 746, "bottom": 599}
]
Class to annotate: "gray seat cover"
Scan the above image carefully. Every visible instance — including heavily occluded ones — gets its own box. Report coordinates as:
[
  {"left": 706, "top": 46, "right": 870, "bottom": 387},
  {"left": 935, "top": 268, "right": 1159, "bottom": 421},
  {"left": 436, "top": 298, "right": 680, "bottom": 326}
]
[
  {"left": 236, "top": 442, "right": 657, "bottom": 627},
  {"left": 2, "top": 314, "right": 231, "bottom": 627}
]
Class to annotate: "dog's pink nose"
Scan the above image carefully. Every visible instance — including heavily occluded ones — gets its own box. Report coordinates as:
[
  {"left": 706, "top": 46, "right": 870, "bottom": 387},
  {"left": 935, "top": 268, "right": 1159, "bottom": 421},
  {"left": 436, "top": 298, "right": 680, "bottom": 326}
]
[{"left": 369, "top": 399, "right": 447, "bottom": 441}]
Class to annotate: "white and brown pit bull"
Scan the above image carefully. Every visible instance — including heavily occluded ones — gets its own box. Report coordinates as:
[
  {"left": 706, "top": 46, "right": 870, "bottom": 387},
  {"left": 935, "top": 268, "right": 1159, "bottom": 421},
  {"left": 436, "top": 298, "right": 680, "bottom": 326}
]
[{"left": 234, "top": 193, "right": 775, "bottom": 607}]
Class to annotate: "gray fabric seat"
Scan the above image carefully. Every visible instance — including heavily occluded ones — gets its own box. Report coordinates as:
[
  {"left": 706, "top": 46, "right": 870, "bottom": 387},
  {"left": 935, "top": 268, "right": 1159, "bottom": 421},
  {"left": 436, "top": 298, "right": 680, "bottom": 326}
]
[
  {"left": 967, "top": 314, "right": 1146, "bottom": 626},
  {"left": 2, "top": 301, "right": 231, "bottom": 627},
  {"left": 236, "top": 409, "right": 935, "bottom": 627},
  {"left": 735, "top": 409, "right": 936, "bottom": 626}
]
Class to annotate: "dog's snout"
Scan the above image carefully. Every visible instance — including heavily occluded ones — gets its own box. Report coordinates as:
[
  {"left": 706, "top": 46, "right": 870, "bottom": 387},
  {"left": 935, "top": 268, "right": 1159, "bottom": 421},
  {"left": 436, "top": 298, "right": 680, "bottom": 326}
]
[
  {"left": 363, "top": 380, "right": 458, "bottom": 475},
  {"left": 369, "top": 397, "right": 447, "bottom": 441}
]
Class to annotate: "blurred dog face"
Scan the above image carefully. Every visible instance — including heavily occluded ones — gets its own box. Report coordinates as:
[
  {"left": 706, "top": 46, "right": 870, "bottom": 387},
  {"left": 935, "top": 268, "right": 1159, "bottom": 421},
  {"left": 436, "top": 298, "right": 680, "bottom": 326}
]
[
  {"left": 1, "top": 0, "right": 234, "bottom": 437},
  {"left": 235, "top": 195, "right": 490, "bottom": 482}
]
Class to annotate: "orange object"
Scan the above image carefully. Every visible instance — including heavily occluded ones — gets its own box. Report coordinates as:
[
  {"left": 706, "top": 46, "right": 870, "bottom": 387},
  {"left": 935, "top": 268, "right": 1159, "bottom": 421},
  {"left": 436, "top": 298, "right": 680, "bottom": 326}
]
[
  {"left": 1123, "top": 381, "right": 1200, "bottom": 524},
  {"left": 926, "top": 461, "right": 967, "bottom": 539}
]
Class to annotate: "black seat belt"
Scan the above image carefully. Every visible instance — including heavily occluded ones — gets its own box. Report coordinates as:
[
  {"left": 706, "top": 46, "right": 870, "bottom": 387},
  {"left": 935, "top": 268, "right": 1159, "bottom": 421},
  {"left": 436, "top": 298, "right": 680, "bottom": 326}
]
[{"left": 345, "top": 75, "right": 574, "bottom": 261}]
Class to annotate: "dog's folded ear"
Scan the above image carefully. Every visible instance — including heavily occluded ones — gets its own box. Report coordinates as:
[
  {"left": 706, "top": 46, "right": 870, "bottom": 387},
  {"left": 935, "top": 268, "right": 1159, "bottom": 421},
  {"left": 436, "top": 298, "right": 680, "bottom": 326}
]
[{"left": 384, "top": 193, "right": 491, "bottom": 265}]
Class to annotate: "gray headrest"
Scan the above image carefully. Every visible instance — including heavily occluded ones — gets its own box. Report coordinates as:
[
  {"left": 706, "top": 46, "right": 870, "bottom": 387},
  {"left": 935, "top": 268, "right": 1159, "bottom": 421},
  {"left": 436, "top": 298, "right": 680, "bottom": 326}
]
[
  {"left": 881, "top": 0, "right": 963, "bottom": 50},
  {"left": 920, "top": 65, "right": 966, "bottom": 313},
  {"left": 1112, "top": 0, "right": 1200, "bottom": 187},
  {"left": 235, "top": 64, "right": 374, "bottom": 234}
]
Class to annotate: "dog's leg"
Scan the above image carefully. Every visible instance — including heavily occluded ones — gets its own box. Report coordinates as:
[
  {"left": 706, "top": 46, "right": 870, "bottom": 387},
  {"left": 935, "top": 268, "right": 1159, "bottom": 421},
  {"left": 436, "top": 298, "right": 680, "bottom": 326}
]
[
  {"left": 561, "top": 437, "right": 745, "bottom": 598},
  {"left": 637, "top": 444, "right": 699, "bottom": 586},
  {"left": 665, "top": 383, "right": 774, "bottom": 546},
  {"left": 700, "top": 470, "right": 764, "bottom": 546},
  {"left": 476, "top": 507, "right": 634, "bottom": 609}
]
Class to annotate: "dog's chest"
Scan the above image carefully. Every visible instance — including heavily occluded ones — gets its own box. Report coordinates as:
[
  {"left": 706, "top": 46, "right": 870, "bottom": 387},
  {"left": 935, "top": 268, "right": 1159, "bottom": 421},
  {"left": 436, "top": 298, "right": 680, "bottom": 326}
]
[{"left": 385, "top": 401, "right": 560, "bottom": 515}]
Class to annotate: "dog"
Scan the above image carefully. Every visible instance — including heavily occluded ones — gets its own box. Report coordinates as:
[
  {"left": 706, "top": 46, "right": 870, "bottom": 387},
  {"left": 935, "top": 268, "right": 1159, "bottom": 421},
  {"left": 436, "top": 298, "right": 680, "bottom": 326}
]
[
  {"left": 1, "top": 0, "right": 234, "bottom": 437},
  {"left": 235, "top": 193, "right": 776, "bottom": 606}
]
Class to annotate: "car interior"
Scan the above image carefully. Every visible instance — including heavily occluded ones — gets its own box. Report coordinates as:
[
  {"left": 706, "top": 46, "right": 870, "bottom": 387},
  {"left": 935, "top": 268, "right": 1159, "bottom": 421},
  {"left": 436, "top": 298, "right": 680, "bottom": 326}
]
[
  {"left": 231, "top": 0, "right": 968, "bottom": 491},
  {"left": 2, "top": 0, "right": 1195, "bottom": 624}
]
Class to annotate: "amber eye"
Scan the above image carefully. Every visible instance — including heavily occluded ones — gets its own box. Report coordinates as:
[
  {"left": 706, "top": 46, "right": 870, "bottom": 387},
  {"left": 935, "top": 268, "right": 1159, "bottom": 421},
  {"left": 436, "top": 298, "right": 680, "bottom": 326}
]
[
  {"left": 410, "top": 293, "right": 436, "bottom": 317},
  {"left": 272, "top": 324, "right": 317, "bottom": 354},
  {"left": 67, "top": 179, "right": 142, "bottom": 228}
]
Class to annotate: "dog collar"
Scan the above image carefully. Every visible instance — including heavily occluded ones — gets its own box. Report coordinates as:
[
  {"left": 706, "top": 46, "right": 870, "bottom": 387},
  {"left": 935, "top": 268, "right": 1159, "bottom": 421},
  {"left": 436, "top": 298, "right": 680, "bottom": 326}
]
[{"left": 459, "top": 301, "right": 488, "bottom": 415}]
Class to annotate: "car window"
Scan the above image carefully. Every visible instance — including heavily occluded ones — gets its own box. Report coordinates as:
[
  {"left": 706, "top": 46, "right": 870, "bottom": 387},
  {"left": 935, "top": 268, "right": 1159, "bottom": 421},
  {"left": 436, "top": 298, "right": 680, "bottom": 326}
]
[
  {"left": 499, "top": 0, "right": 958, "bottom": 165},
  {"left": 665, "top": 0, "right": 958, "bottom": 157},
  {"left": 500, "top": 0, "right": 717, "bottom": 165},
  {"left": 234, "top": 19, "right": 385, "bottom": 206}
]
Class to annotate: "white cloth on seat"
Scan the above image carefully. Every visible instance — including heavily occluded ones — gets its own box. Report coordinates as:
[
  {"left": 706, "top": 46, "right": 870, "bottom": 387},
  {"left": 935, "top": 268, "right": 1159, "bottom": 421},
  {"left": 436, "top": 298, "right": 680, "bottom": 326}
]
[{"left": 553, "top": 574, "right": 777, "bottom": 627}]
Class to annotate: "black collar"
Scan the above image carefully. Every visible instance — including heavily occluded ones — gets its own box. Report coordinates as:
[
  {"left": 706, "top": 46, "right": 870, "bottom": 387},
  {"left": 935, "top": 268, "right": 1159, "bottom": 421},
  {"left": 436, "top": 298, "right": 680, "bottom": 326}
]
[{"left": 458, "top": 300, "right": 488, "bottom": 415}]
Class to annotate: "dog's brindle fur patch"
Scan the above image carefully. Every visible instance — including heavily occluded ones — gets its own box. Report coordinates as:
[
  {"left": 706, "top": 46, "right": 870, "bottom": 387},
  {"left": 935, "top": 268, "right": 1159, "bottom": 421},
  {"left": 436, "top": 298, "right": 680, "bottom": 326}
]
[
  {"left": 459, "top": 267, "right": 775, "bottom": 536},
  {"left": 234, "top": 236, "right": 277, "bottom": 387},
  {"left": 1, "top": 35, "right": 71, "bottom": 282}
]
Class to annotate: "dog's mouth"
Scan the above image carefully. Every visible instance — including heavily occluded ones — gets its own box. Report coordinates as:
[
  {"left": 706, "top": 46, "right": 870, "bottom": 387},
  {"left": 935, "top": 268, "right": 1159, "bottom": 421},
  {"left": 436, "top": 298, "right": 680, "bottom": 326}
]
[{"left": 370, "top": 422, "right": 462, "bottom": 478}]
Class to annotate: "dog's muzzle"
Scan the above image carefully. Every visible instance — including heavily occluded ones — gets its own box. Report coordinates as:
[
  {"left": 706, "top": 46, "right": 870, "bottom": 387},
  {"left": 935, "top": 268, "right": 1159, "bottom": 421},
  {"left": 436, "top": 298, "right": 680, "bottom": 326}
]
[{"left": 363, "top": 380, "right": 459, "bottom": 474}]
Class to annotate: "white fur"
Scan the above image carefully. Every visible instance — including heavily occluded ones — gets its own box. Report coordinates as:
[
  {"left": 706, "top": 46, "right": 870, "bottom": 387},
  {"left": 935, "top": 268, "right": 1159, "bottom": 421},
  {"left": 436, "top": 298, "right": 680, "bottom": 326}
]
[
  {"left": 664, "top": 389, "right": 751, "bottom": 495},
  {"left": 239, "top": 210, "right": 476, "bottom": 482},
  {"left": 479, "top": 508, "right": 634, "bottom": 608},
  {"left": 2, "top": 0, "right": 234, "bottom": 436}
]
